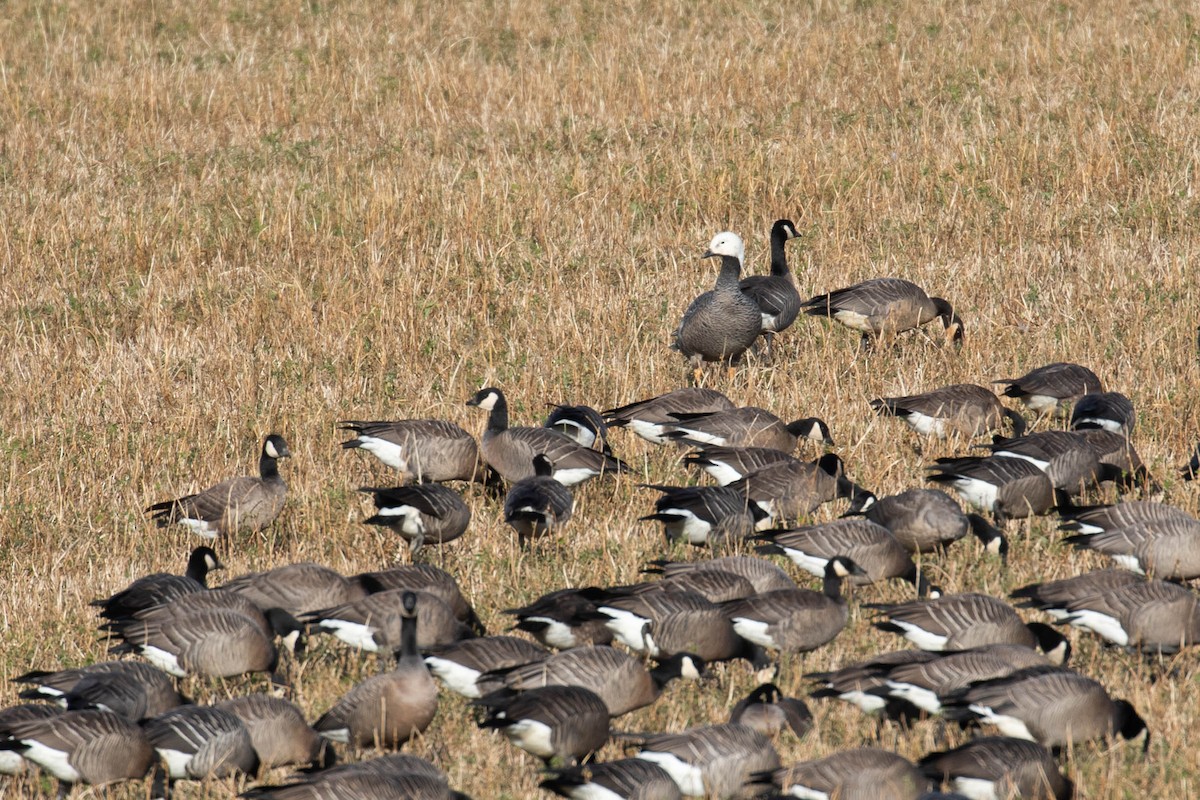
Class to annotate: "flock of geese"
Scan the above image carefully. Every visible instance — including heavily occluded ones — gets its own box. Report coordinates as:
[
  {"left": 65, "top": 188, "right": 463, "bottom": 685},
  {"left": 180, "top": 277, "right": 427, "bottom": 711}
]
[{"left": 3, "top": 218, "right": 1200, "bottom": 800}]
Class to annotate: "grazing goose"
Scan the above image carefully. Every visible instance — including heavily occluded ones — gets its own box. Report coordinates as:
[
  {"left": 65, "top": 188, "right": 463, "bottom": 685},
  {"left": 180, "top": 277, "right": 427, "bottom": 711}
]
[
  {"left": 544, "top": 404, "right": 612, "bottom": 453},
  {"left": 803, "top": 277, "right": 964, "bottom": 348},
  {"left": 878, "top": 644, "right": 1061, "bottom": 716},
  {"left": 739, "top": 218, "right": 803, "bottom": 351},
  {"left": 672, "top": 231, "right": 763, "bottom": 381},
  {"left": 986, "top": 430, "right": 1150, "bottom": 495},
  {"left": 503, "top": 455, "right": 576, "bottom": 543},
  {"left": 603, "top": 387, "right": 736, "bottom": 445},
  {"left": 1062, "top": 519, "right": 1200, "bottom": 580},
  {"left": 0, "top": 709, "right": 155, "bottom": 794},
  {"left": 1057, "top": 499, "right": 1197, "bottom": 534},
  {"left": 542, "top": 758, "right": 684, "bottom": 800},
  {"left": 941, "top": 666, "right": 1148, "bottom": 752},
  {"left": 504, "top": 588, "right": 615, "bottom": 650},
  {"left": 467, "top": 387, "right": 629, "bottom": 485},
  {"left": 314, "top": 591, "right": 438, "bottom": 749},
  {"left": 806, "top": 650, "right": 939, "bottom": 718},
  {"left": 868, "top": 593, "right": 1070, "bottom": 661},
  {"left": 477, "top": 647, "right": 703, "bottom": 717},
  {"left": 597, "top": 592, "right": 748, "bottom": 663},
  {"left": 475, "top": 685, "right": 610, "bottom": 764},
  {"left": 845, "top": 488, "right": 1007, "bottom": 557},
  {"left": 243, "top": 771, "right": 466, "bottom": 800},
  {"left": 351, "top": 564, "right": 483, "bottom": 634},
  {"left": 423, "top": 636, "right": 550, "bottom": 698},
  {"left": 726, "top": 453, "right": 861, "bottom": 524},
  {"left": 146, "top": 434, "right": 290, "bottom": 539},
  {"left": 660, "top": 407, "right": 833, "bottom": 451},
  {"left": 721, "top": 557, "right": 866, "bottom": 661},
  {"left": 144, "top": 705, "right": 258, "bottom": 794},
  {"left": 681, "top": 445, "right": 804, "bottom": 486},
  {"left": 14, "top": 660, "right": 185, "bottom": 721},
  {"left": 628, "top": 722, "right": 781, "bottom": 799},
  {"left": 870, "top": 384, "right": 1025, "bottom": 439},
  {"left": 304, "top": 587, "right": 472, "bottom": 653},
  {"left": 993, "top": 362, "right": 1102, "bottom": 416},
  {"left": 755, "top": 519, "right": 934, "bottom": 595},
  {"left": 359, "top": 484, "right": 470, "bottom": 555},
  {"left": 1012, "top": 571, "right": 1200, "bottom": 653},
  {"left": 221, "top": 562, "right": 367, "bottom": 618},
  {"left": 617, "top": 567, "right": 756, "bottom": 603},
  {"left": 760, "top": 747, "right": 929, "bottom": 800},
  {"left": 919, "top": 737, "right": 1073, "bottom": 800},
  {"left": 0, "top": 705, "right": 63, "bottom": 776},
  {"left": 926, "top": 455, "right": 1056, "bottom": 524},
  {"left": 339, "top": 418, "right": 491, "bottom": 484},
  {"left": 639, "top": 484, "right": 770, "bottom": 547},
  {"left": 644, "top": 555, "right": 798, "bottom": 594},
  {"left": 217, "top": 694, "right": 329, "bottom": 770},
  {"left": 1070, "top": 391, "right": 1136, "bottom": 434},
  {"left": 728, "top": 683, "right": 812, "bottom": 739},
  {"left": 90, "top": 546, "right": 223, "bottom": 621}
]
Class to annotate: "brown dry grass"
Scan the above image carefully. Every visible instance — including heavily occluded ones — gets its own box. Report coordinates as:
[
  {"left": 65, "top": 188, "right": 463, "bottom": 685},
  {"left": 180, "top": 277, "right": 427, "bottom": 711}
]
[{"left": 1, "top": 0, "right": 1199, "bottom": 796}]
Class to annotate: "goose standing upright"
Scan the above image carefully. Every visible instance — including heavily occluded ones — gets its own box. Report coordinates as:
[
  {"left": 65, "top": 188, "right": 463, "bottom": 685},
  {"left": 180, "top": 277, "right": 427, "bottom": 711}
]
[{"left": 739, "top": 219, "right": 802, "bottom": 354}]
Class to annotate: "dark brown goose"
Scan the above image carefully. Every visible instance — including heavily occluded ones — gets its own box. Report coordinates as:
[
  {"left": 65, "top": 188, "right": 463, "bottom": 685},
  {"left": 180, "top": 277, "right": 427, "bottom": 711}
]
[
  {"left": 146, "top": 434, "right": 290, "bottom": 539},
  {"left": 993, "top": 362, "right": 1102, "bottom": 416},
  {"left": 919, "top": 737, "right": 1073, "bottom": 800},
  {"left": 542, "top": 758, "right": 683, "bottom": 800},
  {"left": 761, "top": 747, "right": 929, "bottom": 800},
  {"left": 0, "top": 709, "right": 155, "bottom": 793},
  {"left": 739, "top": 219, "right": 803, "bottom": 351},
  {"left": 729, "top": 683, "right": 812, "bottom": 739},
  {"left": 927, "top": 455, "right": 1056, "bottom": 524},
  {"left": 503, "top": 587, "right": 615, "bottom": 650},
  {"left": 660, "top": 406, "right": 832, "bottom": 451},
  {"left": 90, "top": 546, "right": 222, "bottom": 621},
  {"left": 603, "top": 387, "right": 735, "bottom": 445},
  {"left": 803, "top": 277, "right": 964, "bottom": 348},
  {"left": 727, "top": 453, "right": 860, "bottom": 524},
  {"left": 871, "top": 383, "right": 1024, "bottom": 439},
  {"left": 639, "top": 483, "right": 769, "bottom": 547},
  {"left": 217, "top": 694, "right": 328, "bottom": 770},
  {"left": 628, "top": 722, "right": 781, "bottom": 799},
  {"left": 423, "top": 635, "right": 550, "bottom": 698},
  {"left": 339, "top": 418, "right": 490, "bottom": 484},
  {"left": 503, "top": 455, "right": 575, "bottom": 542},
  {"left": 846, "top": 488, "right": 1007, "bottom": 557},
  {"left": 359, "top": 484, "right": 470, "bottom": 555},
  {"left": 467, "top": 387, "right": 629, "bottom": 485},
  {"left": 476, "top": 685, "right": 610, "bottom": 764},
  {"left": 14, "top": 660, "right": 185, "bottom": 721}
]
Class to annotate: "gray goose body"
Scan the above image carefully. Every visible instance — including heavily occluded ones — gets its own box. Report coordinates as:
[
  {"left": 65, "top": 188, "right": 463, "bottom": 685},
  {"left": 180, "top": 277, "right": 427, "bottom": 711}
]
[
  {"left": 90, "top": 546, "right": 222, "bottom": 621},
  {"left": 673, "top": 231, "right": 763, "bottom": 378},
  {"left": 504, "top": 587, "right": 615, "bottom": 650},
  {"left": 542, "top": 758, "right": 683, "bottom": 800},
  {"left": 993, "top": 362, "right": 1103, "bottom": 416},
  {"left": 467, "top": 387, "right": 629, "bottom": 485},
  {"left": 849, "top": 488, "right": 1006, "bottom": 556},
  {"left": 14, "top": 659, "right": 185, "bottom": 721},
  {"left": 351, "top": 564, "right": 481, "bottom": 633},
  {"left": 919, "top": 737, "right": 1073, "bottom": 800},
  {"left": 645, "top": 555, "right": 797, "bottom": 594},
  {"left": 476, "top": 685, "right": 610, "bottom": 764},
  {"left": 764, "top": 747, "right": 929, "bottom": 800},
  {"left": 1057, "top": 500, "right": 1196, "bottom": 535},
  {"left": 682, "top": 445, "right": 804, "bottom": 486},
  {"left": 597, "top": 591, "right": 746, "bottom": 662},
  {"left": 806, "top": 650, "right": 939, "bottom": 716},
  {"left": 728, "top": 683, "right": 812, "bottom": 739},
  {"left": 1070, "top": 390, "right": 1136, "bottom": 434},
  {"left": 244, "top": 771, "right": 463, "bottom": 800},
  {"left": 727, "top": 453, "right": 858, "bottom": 524},
  {"left": 660, "top": 406, "right": 832, "bottom": 451},
  {"left": 423, "top": 635, "right": 550, "bottom": 698},
  {"left": 630, "top": 722, "right": 781, "bottom": 799},
  {"left": 339, "top": 418, "right": 488, "bottom": 484},
  {"left": 927, "top": 455, "right": 1055, "bottom": 524},
  {"left": 217, "top": 694, "right": 326, "bottom": 770},
  {"left": 871, "top": 383, "right": 1024, "bottom": 439},
  {"left": 1063, "top": 518, "right": 1200, "bottom": 580},
  {"left": 0, "top": 709, "right": 155, "bottom": 789},
  {"left": 503, "top": 455, "right": 575, "bottom": 541},
  {"left": 988, "top": 429, "right": 1149, "bottom": 494},
  {"left": 306, "top": 587, "right": 472, "bottom": 652},
  {"left": 603, "top": 387, "right": 735, "bottom": 445},
  {"left": 0, "top": 704, "right": 63, "bottom": 775},
  {"left": 221, "top": 562, "right": 367, "bottom": 618},
  {"left": 146, "top": 434, "right": 290, "bottom": 539},
  {"left": 145, "top": 705, "right": 257, "bottom": 782},
  {"left": 880, "top": 644, "right": 1058, "bottom": 715},
  {"left": 639, "top": 484, "right": 768, "bottom": 547},
  {"left": 739, "top": 219, "right": 802, "bottom": 337},
  {"left": 803, "top": 277, "right": 964, "bottom": 347},
  {"left": 359, "top": 483, "right": 470, "bottom": 554},
  {"left": 619, "top": 568, "right": 756, "bottom": 603},
  {"left": 544, "top": 404, "right": 612, "bottom": 452}
]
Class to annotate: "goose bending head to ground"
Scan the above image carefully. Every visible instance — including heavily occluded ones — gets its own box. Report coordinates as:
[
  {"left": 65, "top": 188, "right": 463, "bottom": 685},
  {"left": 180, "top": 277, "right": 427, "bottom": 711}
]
[
  {"left": 993, "top": 362, "right": 1103, "bottom": 417},
  {"left": 803, "top": 278, "right": 964, "bottom": 349}
]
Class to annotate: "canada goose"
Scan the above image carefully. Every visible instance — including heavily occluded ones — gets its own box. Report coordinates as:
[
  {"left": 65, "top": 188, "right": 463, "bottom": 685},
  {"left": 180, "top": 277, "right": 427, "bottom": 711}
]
[
  {"left": 639, "top": 484, "right": 770, "bottom": 547},
  {"left": 424, "top": 636, "right": 550, "bottom": 698},
  {"left": 146, "top": 435, "right": 290, "bottom": 539},
  {"left": 919, "top": 737, "right": 1073, "bottom": 800},
  {"left": 359, "top": 484, "right": 470, "bottom": 555},
  {"left": 660, "top": 407, "right": 833, "bottom": 451},
  {"left": 721, "top": 557, "right": 865, "bottom": 660},
  {"left": 672, "top": 231, "right": 764, "bottom": 381},
  {"left": 243, "top": 771, "right": 467, "bottom": 800},
  {"left": 13, "top": 660, "right": 185, "bottom": 721},
  {"left": 217, "top": 695, "right": 328, "bottom": 771},
  {"left": 803, "top": 277, "right": 964, "bottom": 348},
  {"left": 1012, "top": 570, "right": 1200, "bottom": 653},
  {"left": 314, "top": 591, "right": 438, "bottom": 749},
  {"left": 144, "top": 705, "right": 258, "bottom": 794},
  {"left": 504, "top": 588, "right": 615, "bottom": 650},
  {"left": 806, "top": 649, "right": 938, "bottom": 718},
  {"left": 727, "top": 453, "right": 861, "bottom": 524},
  {"left": 729, "top": 683, "right": 812, "bottom": 739},
  {"left": 1070, "top": 391, "right": 1136, "bottom": 435},
  {"left": 351, "top": 564, "right": 483, "bottom": 634},
  {"left": 993, "top": 362, "right": 1102, "bottom": 416},
  {"left": 0, "top": 709, "right": 155, "bottom": 794},
  {"left": 339, "top": 418, "right": 490, "bottom": 485},
  {"left": 868, "top": 593, "right": 1070, "bottom": 661},
  {"left": 0, "top": 704, "right": 62, "bottom": 775},
  {"left": 1181, "top": 442, "right": 1200, "bottom": 481},
  {"left": 617, "top": 567, "right": 756, "bottom": 603},
  {"left": 627, "top": 722, "right": 781, "bottom": 798},
  {"left": 871, "top": 384, "right": 1025, "bottom": 439},
  {"left": 475, "top": 685, "right": 610, "bottom": 764},
  {"left": 845, "top": 488, "right": 1008, "bottom": 558},
  {"left": 106, "top": 586, "right": 270, "bottom": 632},
  {"left": 643, "top": 555, "right": 798, "bottom": 594},
  {"left": 755, "top": 519, "right": 934, "bottom": 595},
  {"left": 90, "top": 546, "right": 223, "bottom": 621},
  {"left": 285, "top": 752, "right": 446, "bottom": 783},
  {"left": 304, "top": 587, "right": 473, "bottom": 652},
  {"left": 603, "top": 387, "right": 735, "bottom": 444},
  {"left": 1057, "top": 500, "right": 1196, "bottom": 535},
  {"left": 759, "top": 747, "right": 929, "bottom": 800},
  {"left": 1062, "top": 519, "right": 1200, "bottom": 580},
  {"left": 878, "top": 644, "right": 1062, "bottom": 716},
  {"left": 597, "top": 592, "right": 748, "bottom": 663},
  {"left": 221, "top": 562, "right": 367, "bottom": 618},
  {"left": 542, "top": 758, "right": 684, "bottom": 800},
  {"left": 926, "top": 455, "right": 1057, "bottom": 524},
  {"left": 739, "top": 219, "right": 803, "bottom": 351},
  {"left": 986, "top": 430, "right": 1150, "bottom": 495},
  {"left": 681, "top": 445, "right": 804, "bottom": 486},
  {"left": 504, "top": 455, "right": 575, "bottom": 542},
  {"left": 477, "top": 647, "right": 703, "bottom": 717},
  {"left": 466, "top": 387, "right": 629, "bottom": 485},
  {"left": 941, "top": 666, "right": 1148, "bottom": 752},
  {"left": 544, "top": 404, "right": 613, "bottom": 453}
]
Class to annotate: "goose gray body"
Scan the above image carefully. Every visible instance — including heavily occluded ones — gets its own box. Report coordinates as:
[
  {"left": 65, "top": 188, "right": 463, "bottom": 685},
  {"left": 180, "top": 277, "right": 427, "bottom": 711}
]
[
  {"left": 504, "top": 588, "right": 615, "bottom": 650},
  {"left": 597, "top": 592, "right": 745, "bottom": 663},
  {"left": 630, "top": 722, "right": 781, "bottom": 799},
  {"left": 660, "top": 407, "right": 832, "bottom": 451},
  {"left": 640, "top": 483, "right": 769, "bottom": 547},
  {"left": 727, "top": 453, "right": 858, "bottom": 524},
  {"left": 544, "top": 404, "right": 612, "bottom": 452},
  {"left": 0, "top": 705, "right": 63, "bottom": 775},
  {"left": 145, "top": 705, "right": 257, "bottom": 781},
  {"left": 764, "top": 747, "right": 929, "bottom": 800},
  {"left": 739, "top": 219, "right": 802, "bottom": 338},
  {"left": 603, "top": 388, "right": 735, "bottom": 444},
  {"left": 728, "top": 683, "right": 812, "bottom": 739},
  {"left": 339, "top": 418, "right": 488, "bottom": 484},
  {"left": 542, "top": 758, "right": 683, "bottom": 800},
  {"left": 305, "top": 587, "right": 473, "bottom": 652},
  {"left": 682, "top": 445, "right": 804, "bottom": 486},
  {"left": 14, "top": 660, "right": 185, "bottom": 721},
  {"left": 1057, "top": 500, "right": 1196, "bottom": 535},
  {"left": 849, "top": 488, "right": 1006, "bottom": 556},
  {"left": 1070, "top": 391, "right": 1135, "bottom": 435},
  {"left": 217, "top": 694, "right": 326, "bottom": 770},
  {"left": 673, "top": 232, "right": 763, "bottom": 377},
  {"left": 244, "top": 771, "right": 463, "bottom": 800},
  {"left": 803, "top": 278, "right": 964, "bottom": 347},
  {"left": 920, "top": 736, "right": 1073, "bottom": 800},
  {"left": 645, "top": 556, "right": 797, "bottom": 595},
  {"left": 1063, "top": 518, "right": 1200, "bottom": 580},
  {"left": 0, "top": 709, "right": 155, "bottom": 789},
  {"left": 351, "top": 564, "right": 481, "bottom": 632},
  {"left": 476, "top": 685, "right": 610, "bottom": 764},
  {"left": 90, "top": 546, "right": 223, "bottom": 621},
  {"left": 423, "top": 635, "right": 550, "bottom": 698},
  {"left": 927, "top": 455, "right": 1055, "bottom": 523},
  {"left": 871, "top": 383, "right": 1023, "bottom": 439},
  {"left": 806, "top": 650, "right": 939, "bottom": 717},
  {"left": 620, "top": 568, "right": 756, "bottom": 603},
  {"left": 503, "top": 455, "right": 575, "bottom": 541},
  {"left": 221, "top": 562, "right": 367, "bottom": 618},
  {"left": 994, "top": 362, "right": 1102, "bottom": 416},
  {"left": 880, "top": 644, "right": 1058, "bottom": 715},
  {"left": 360, "top": 484, "right": 470, "bottom": 554}
]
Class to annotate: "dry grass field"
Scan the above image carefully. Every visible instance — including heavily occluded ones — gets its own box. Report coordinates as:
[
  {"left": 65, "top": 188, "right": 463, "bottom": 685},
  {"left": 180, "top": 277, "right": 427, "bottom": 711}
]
[{"left": 1, "top": 0, "right": 1199, "bottom": 796}]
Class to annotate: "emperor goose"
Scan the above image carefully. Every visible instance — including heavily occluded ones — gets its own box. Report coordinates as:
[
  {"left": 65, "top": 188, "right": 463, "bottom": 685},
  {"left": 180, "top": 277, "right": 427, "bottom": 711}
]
[
  {"left": 993, "top": 362, "right": 1103, "bottom": 416},
  {"left": 941, "top": 666, "right": 1148, "bottom": 752},
  {"left": 627, "top": 722, "right": 781, "bottom": 799},
  {"left": 643, "top": 555, "right": 797, "bottom": 594},
  {"left": 503, "top": 455, "right": 575, "bottom": 543},
  {"left": 339, "top": 418, "right": 491, "bottom": 484},
  {"left": 314, "top": 591, "right": 438, "bottom": 749},
  {"left": 728, "top": 683, "right": 812, "bottom": 739},
  {"left": 90, "top": 546, "right": 223, "bottom": 621},
  {"left": 681, "top": 445, "right": 805, "bottom": 486},
  {"left": 0, "top": 709, "right": 155, "bottom": 793},
  {"left": 639, "top": 483, "right": 770, "bottom": 547},
  {"left": 603, "top": 387, "right": 735, "bottom": 445},
  {"left": 423, "top": 635, "right": 549, "bottom": 698},
  {"left": 144, "top": 705, "right": 258, "bottom": 793},
  {"left": 14, "top": 660, "right": 185, "bottom": 721},
  {"left": 802, "top": 278, "right": 964, "bottom": 348},
  {"left": 475, "top": 685, "right": 610, "bottom": 764},
  {"left": 1070, "top": 390, "right": 1136, "bottom": 434},
  {"left": 845, "top": 488, "right": 1008, "bottom": 557},
  {"left": 216, "top": 694, "right": 329, "bottom": 770},
  {"left": 672, "top": 231, "right": 763, "bottom": 381},
  {"left": 544, "top": 404, "right": 612, "bottom": 453},
  {"left": 542, "top": 758, "right": 683, "bottom": 800},
  {"left": 759, "top": 747, "right": 929, "bottom": 800},
  {"left": 303, "top": 587, "right": 473, "bottom": 653},
  {"left": 466, "top": 387, "right": 629, "bottom": 485},
  {"left": 0, "top": 704, "right": 62, "bottom": 776},
  {"left": 926, "top": 455, "right": 1056, "bottom": 524},
  {"left": 359, "top": 483, "right": 470, "bottom": 555},
  {"left": 659, "top": 407, "right": 833, "bottom": 451},
  {"left": 870, "top": 383, "right": 1025, "bottom": 439},
  {"left": 727, "top": 453, "right": 862, "bottom": 525},
  {"left": 146, "top": 434, "right": 290, "bottom": 539},
  {"left": 919, "top": 737, "right": 1073, "bottom": 800},
  {"left": 738, "top": 218, "right": 803, "bottom": 352}
]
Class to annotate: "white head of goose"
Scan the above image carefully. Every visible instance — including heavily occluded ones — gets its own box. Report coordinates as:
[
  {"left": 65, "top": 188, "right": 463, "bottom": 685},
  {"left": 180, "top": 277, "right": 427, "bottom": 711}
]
[{"left": 803, "top": 278, "right": 964, "bottom": 349}]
